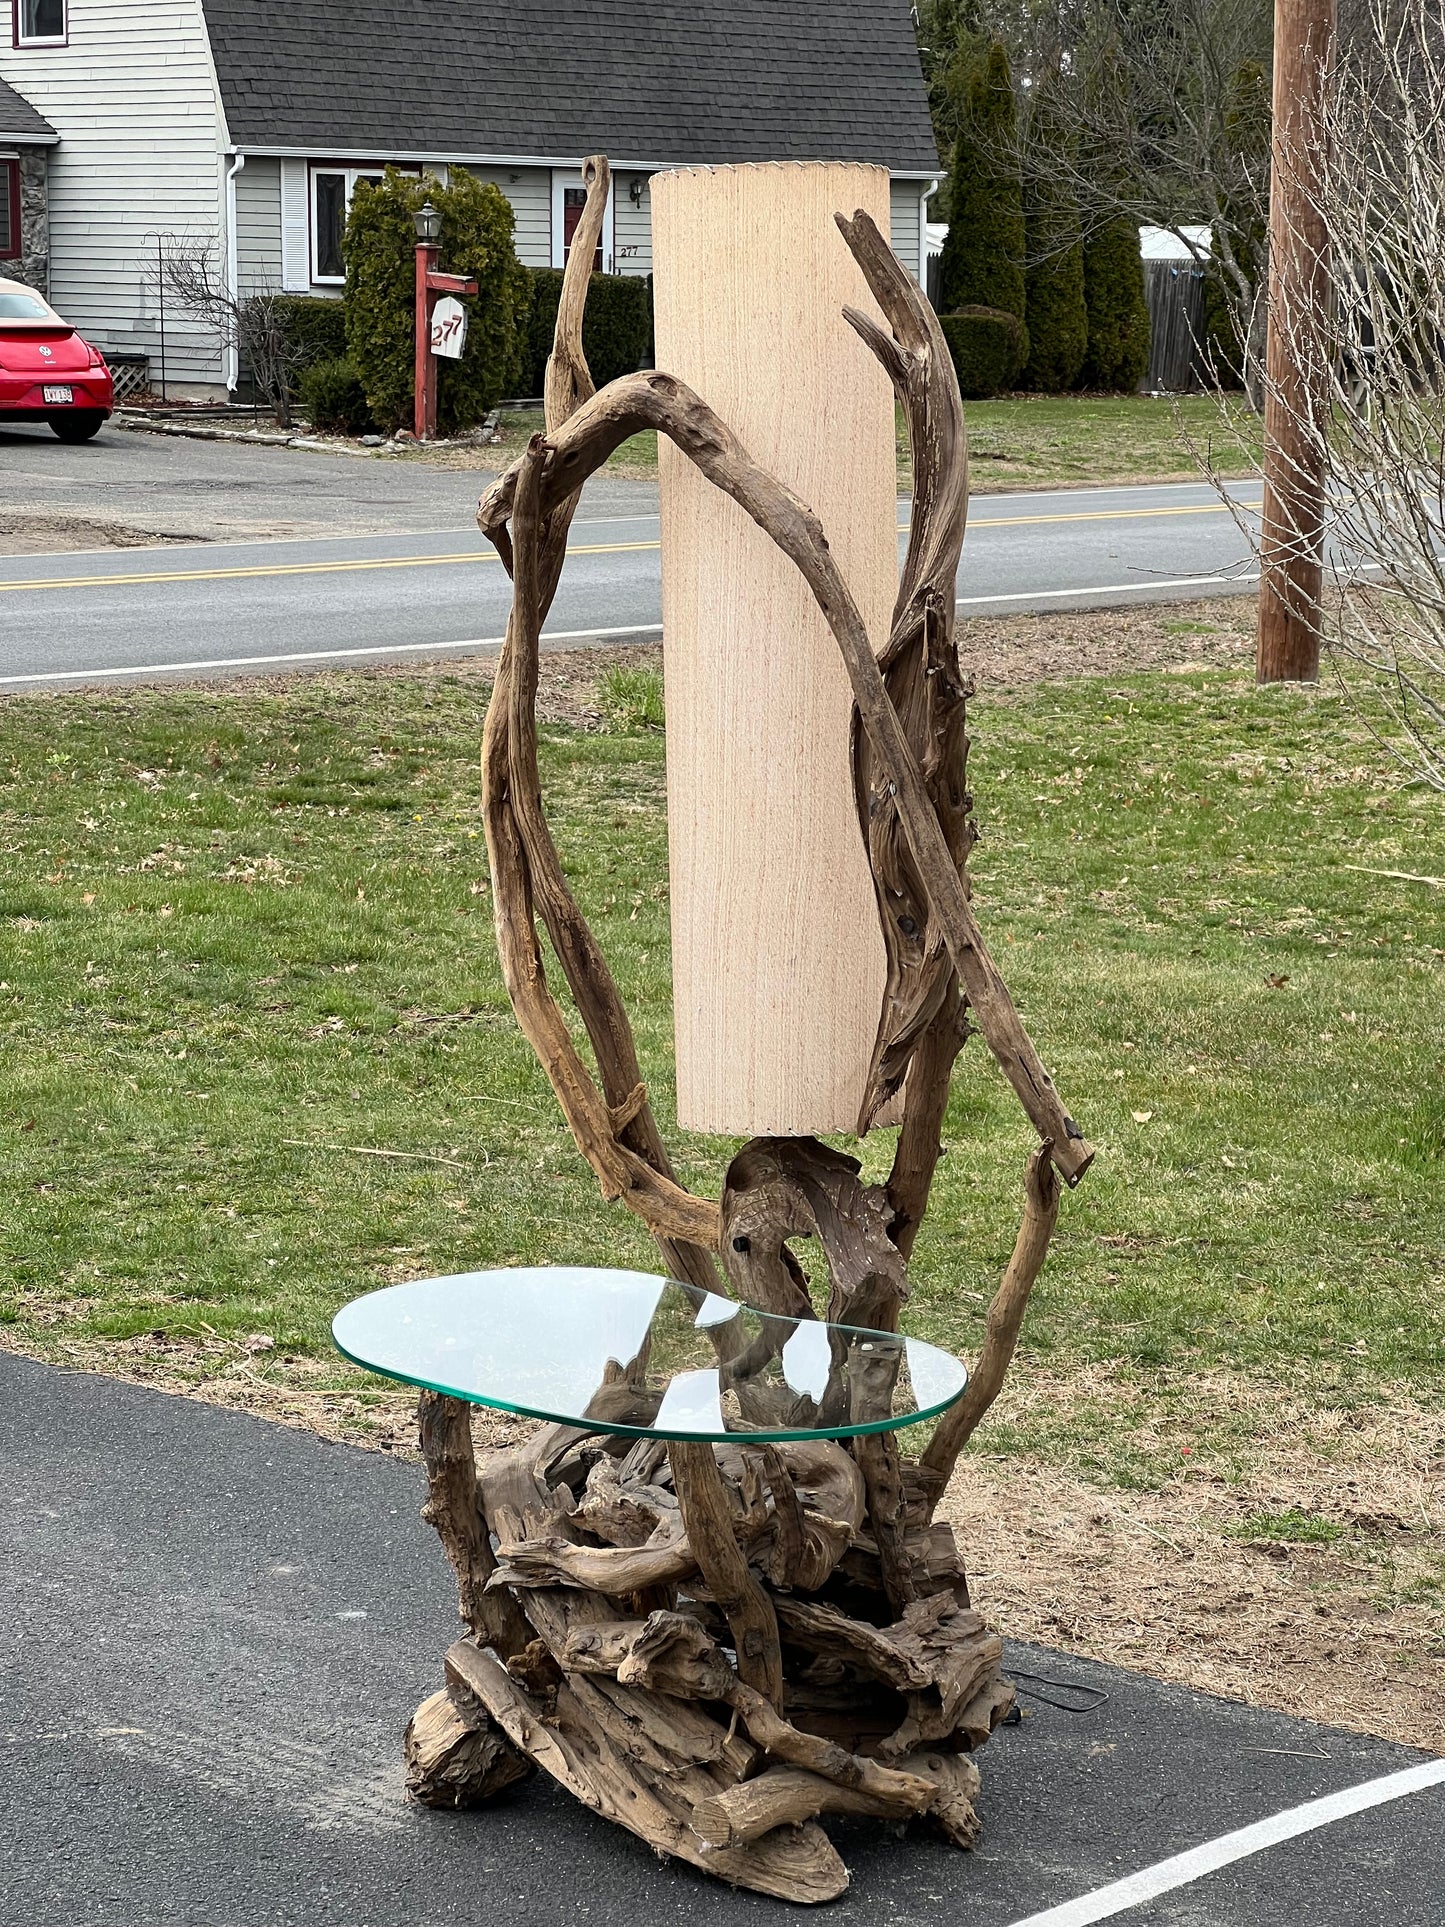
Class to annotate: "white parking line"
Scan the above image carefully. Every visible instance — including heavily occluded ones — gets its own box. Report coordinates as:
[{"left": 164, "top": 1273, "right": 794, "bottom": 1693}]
[
  {"left": 0, "top": 623, "right": 663, "bottom": 686},
  {"left": 0, "top": 567, "right": 1269, "bottom": 686},
  {"left": 1005, "top": 1757, "right": 1445, "bottom": 1927},
  {"left": 956, "top": 571, "right": 1258, "bottom": 606}
]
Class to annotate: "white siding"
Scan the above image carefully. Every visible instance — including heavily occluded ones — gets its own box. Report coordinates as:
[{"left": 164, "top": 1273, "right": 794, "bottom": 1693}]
[
  {"left": 235, "top": 155, "right": 282, "bottom": 293},
  {"left": 613, "top": 171, "right": 652, "bottom": 276},
  {"left": 889, "top": 177, "right": 926, "bottom": 281},
  {"left": 466, "top": 164, "right": 551, "bottom": 269},
  {"left": 0, "top": 0, "right": 228, "bottom": 391}
]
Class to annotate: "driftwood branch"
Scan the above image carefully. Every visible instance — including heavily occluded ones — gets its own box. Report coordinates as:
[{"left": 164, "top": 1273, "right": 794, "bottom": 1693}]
[
  {"left": 918, "top": 1145, "right": 1061, "bottom": 1512},
  {"left": 669, "top": 1438, "right": 784, "bottom": 1704},
  {"left": 479, "top": 154, "right": 723, "bottom": 1287}
]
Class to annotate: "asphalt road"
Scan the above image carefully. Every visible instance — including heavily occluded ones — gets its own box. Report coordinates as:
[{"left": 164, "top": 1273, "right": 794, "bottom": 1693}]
[
  {"left": 0, "top": 442, "right": 1264, "bottom": 688},
  {"left": 2, "top": 1351, "right": 1442, "bottom": 1927}
]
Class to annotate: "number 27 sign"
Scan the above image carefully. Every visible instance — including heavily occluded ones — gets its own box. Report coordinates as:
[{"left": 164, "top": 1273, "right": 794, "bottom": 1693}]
[{"left": 430, "top": 296, "right": 468, "bottom": 360}]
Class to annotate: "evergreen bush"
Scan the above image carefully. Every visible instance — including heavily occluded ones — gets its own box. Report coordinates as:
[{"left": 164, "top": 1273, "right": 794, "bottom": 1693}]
[
  {"left": 272, "top": 295, "right": 348, "bottom": 374},
  {"left": 298, "top": 357, "right": 375, "bottom": 435},
  {"left": 584, "top": 273, "right": 651, "bottom": 387},
  {"left": 342, "top": 169, "right": 530, "bottom": 433},
  {"left": 517, "top": 268, "right": 652, "bottom": 398},
  {"left": 1021, "top": 75, "right": 1088, "bottom": 393},
  {"left": 1081, "top": 218, "right": 1151, "bottom": 392},
  {"left": 939, "top": 306, "right": 1025, "bottom": 399},
  {"left": 519, "top": 268, "right": 564, "bottom": 396},
  {"left": 937, "top": 40, "right": 1028, "bottom": 383}
]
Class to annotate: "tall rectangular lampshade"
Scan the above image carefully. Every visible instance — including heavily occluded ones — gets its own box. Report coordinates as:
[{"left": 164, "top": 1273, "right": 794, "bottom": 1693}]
[{"left": 651, "top": 162, "right": 897, "bottom": 1137}]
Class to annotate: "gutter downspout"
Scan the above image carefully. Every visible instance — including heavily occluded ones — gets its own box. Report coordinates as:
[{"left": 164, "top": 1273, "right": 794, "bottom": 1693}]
[
  {"left": 920, "top": 177, "right": 938, "bottom": 295},
  {"left": 224, "top": 149, "right": 245, "bottom": 393}
]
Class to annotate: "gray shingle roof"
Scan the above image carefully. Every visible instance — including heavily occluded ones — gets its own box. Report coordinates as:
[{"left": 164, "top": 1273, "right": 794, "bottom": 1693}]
[
  {"left": 0, "top": 75, "right": 57, "bottom": 143},
  {"left": 202, "top": 0, "right": 940, "bottom": 174}
]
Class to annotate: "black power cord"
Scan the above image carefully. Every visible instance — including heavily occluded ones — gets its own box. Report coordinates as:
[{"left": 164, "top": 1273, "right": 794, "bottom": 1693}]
[{"left": 1007, "top": 1669, "right": 1112, "bottom": 1715}]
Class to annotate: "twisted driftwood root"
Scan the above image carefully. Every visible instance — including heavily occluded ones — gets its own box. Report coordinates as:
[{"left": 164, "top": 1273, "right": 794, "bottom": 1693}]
[
  {"left": 400, "top": 155, "right": 1095, "bottom": 1900},
  {"left": 411, "top": 1394, "right": 1015, "bottom": 1899}
]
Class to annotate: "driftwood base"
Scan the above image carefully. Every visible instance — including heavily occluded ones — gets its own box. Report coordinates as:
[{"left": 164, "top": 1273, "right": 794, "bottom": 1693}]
[{"left": 407, "top": 1393, "right": 1014, "bottom": 1901}]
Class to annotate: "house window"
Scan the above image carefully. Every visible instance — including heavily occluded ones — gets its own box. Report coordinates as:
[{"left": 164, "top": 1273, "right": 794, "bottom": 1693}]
[
  {"left": 309, "top": 164, "right": 419, "bottom": 284},
  {"left": 16, "top": 0, "right": 67, "bottom": 45},
  {"left": 0, "top": 162, "right": 17, "bottom": 258},
  {"left": 311, "top": 167, "right": 382, "bottom": 283}
]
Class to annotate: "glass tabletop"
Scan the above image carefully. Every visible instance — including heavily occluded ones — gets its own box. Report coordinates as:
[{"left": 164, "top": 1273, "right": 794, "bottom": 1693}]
[{"left": 332, "top": 1265, "right": 967, "bottom": 1444}]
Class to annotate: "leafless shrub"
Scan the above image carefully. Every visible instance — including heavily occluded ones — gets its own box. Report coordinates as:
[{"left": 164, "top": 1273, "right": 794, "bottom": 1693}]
[{"left": 154, "top": 236, "right": 300, "bottom": 426}]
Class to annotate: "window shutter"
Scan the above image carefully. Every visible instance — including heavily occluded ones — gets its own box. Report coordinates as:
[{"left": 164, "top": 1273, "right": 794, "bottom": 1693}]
[{"left": 280, "top": 160, "right": 310, "bottom": 290}]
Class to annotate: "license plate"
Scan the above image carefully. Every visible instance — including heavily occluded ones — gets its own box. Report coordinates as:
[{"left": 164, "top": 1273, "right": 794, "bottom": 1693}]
[{"left": 42, "top": 385, "right": 73, "bottom": 404}]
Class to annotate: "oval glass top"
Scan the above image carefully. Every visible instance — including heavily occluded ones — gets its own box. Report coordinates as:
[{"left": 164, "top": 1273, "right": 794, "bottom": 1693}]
[{"left": 333, "top": 1265, "right": 967, "bottom": 1444}]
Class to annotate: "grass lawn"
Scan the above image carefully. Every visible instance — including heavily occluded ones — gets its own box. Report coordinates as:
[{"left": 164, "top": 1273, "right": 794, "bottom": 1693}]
[
  {"left": 2, "top": 650, "right": 1441, "bottom": 1738},
  {"left": 483, "top": 392, "right": 1262, "bottom": 491}
]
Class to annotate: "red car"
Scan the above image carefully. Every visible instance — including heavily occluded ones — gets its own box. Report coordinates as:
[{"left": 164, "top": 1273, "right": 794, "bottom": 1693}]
[{"left": 0, "top": 276, "right": 114, "bottom": 442}]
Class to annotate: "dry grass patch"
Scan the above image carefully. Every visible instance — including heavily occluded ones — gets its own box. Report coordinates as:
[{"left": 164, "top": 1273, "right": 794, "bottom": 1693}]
[{"left": 943, "top": 1364, "right": 1445, "bottom": 1754}]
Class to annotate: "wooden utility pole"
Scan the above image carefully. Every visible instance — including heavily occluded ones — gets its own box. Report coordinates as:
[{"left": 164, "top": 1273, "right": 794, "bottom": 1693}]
[{"left": 1257, "top": 0, "right": 1336, "bottom": 684}]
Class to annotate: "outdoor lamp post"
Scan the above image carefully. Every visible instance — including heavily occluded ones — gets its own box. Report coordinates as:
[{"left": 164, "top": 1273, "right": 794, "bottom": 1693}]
[{"left": 412, "top": 200, "right": 477, "bottom": 441}]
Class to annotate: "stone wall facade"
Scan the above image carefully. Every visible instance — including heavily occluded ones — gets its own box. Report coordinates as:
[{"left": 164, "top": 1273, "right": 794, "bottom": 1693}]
[{"left": 10, "top": 148, "right": 49, "bottom": 296}]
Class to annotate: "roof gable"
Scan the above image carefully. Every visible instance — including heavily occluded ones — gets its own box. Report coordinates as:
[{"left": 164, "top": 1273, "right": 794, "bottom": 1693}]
[
  {"left": 200, "top": 0, "right": 939, "bottom": 174},
  {"left": 0, "top": 75, "right": 58, "bottom": 143}
]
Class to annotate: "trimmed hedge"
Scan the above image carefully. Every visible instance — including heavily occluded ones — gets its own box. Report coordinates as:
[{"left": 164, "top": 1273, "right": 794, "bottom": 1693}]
[
  {"left": 937, "top": 40, "right": 1028, "bottom": 383},
  {"left": 298, "top": 356, "right": 375, "bottom": 435},
  {"left": 1081, "top": 218, "right": 1151, "bottom": 392},
  {"left": 272, "top": 294, "right": 347, "bottom": 374},
  {"left": 342, "top": 168, "right": 530, "bottom": 433},
  {"left": 517, "top": 267, "right": 652, "bottom": 398},
  {"left": 940, "top": 307, "right": 1025, "bottom": 399}
]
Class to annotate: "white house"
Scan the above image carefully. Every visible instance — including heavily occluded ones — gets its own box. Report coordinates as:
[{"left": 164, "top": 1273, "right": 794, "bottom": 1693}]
[{"left": 0, "top": 0, "right": 940, "bottom": 396}]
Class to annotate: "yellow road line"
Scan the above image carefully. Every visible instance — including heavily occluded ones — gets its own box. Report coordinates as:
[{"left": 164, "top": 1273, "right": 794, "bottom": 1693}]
[
  {"left": 0, "top": 500, "right": 1245, "bottom": 595},
  {"left": 976, "top": 501, "right": 1239, "bottom": 528},
  {"left": 0, "top": 537, "right": 658, "bottom": 594}
]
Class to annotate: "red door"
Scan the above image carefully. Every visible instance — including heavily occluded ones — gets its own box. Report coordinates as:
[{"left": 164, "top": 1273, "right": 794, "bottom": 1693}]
[{"left": 562, "top": 187, "right": 603, "bottom": 271}]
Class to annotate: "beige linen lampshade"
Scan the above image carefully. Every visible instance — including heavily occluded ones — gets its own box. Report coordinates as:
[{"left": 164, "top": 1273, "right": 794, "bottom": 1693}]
[{"left": 651, "top": 162, "right": 898, "bottom": 1137}]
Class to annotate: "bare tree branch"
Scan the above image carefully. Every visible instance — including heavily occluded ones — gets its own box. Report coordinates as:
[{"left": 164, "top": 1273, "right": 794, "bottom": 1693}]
[
  {"left": 1195, "top": 0, "right": 1445, "bottom": 785},
  {"left": 152, "top": 234, "right": 301, "bottom": 426}
]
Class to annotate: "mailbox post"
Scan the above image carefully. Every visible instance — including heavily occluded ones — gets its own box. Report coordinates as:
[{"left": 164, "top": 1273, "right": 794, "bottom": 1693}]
[{"left": 413, "top": 201, "right": 477, "bottom": 441}]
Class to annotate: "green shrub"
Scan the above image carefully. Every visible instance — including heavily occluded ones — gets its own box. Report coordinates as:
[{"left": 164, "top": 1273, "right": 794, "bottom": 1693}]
[
  {"left": 272, "top": 294, "right": 347, "bottom": 374},
  {"left": 585, "top": 273, "right": 650, "bottom": 386},
  {"left": 1081, "top": 218, "right": 1151, "bottom": 392},
  {"left": 937, "top": 40, "right": 1028, "bottom": 382},
  {"left": 517, "top": 267, "right": 652, "bottom": 398},
  {"left": 298, "top": 356, "right": 375, "bottom": 435},
  {"left": 342, "top": 169, "right": 530, "bottom": 433},
  {"left": 519, "top": 267, "right": 564, "bottom": 397},
  {"left": 939, "top": 307, "right": 1025, "bottom": 399},
  {"left": 1021, "top": 73, "right": 1088, "bottom": 393},
  {"left": 598, "top": 665, "right": 664, "bottom": 732}
]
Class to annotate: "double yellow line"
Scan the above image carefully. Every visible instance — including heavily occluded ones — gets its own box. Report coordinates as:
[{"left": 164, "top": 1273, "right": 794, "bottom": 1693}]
[{"left": 0, "top": 500, "right": 1240, "bottom": 596}]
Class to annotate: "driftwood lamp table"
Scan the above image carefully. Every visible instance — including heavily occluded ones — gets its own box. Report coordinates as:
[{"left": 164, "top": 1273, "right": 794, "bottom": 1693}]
[
  {"left": 336, "top": 153, "right": 1098, "bottom": 1904},
  {"left": 333, "top": 1268, "right": 1005, "bottom": 1902}
]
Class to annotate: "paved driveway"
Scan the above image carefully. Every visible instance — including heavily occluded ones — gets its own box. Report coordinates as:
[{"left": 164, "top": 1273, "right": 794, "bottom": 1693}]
[{"left": 2, "top": 1352, "right": 1440, "bottom": 1927}]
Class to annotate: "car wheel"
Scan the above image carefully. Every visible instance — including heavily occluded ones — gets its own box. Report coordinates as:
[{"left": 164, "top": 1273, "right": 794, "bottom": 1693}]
[{"left": 49, "top": 412, "right": 106, "bottom": 443}]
